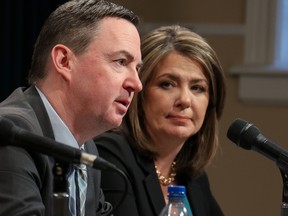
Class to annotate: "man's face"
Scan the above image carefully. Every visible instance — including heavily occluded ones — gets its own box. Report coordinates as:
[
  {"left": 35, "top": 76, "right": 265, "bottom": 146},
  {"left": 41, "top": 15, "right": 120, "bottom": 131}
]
[{"left": 70, "top": 17, "right": 142, "bottom": 137}]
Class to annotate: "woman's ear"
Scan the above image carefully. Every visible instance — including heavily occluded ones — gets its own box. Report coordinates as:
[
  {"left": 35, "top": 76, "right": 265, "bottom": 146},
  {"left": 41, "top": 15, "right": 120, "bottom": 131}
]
[{"left": 51, "top": 44, "right": 73, "bottom": 81}]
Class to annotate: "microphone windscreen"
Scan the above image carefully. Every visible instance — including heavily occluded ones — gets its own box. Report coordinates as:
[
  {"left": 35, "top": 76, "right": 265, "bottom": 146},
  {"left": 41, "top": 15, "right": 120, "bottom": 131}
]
[
  {"left": 227, "top": 118, "right": 248, "bottom": 145},
  {"left": 227, "top": 118, "right": 262, "bottom": 150}
]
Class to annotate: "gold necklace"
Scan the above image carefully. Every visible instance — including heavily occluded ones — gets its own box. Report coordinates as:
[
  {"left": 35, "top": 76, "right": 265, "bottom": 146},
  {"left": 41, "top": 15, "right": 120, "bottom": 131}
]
[{"left": 155, "top": 161, "right": 176, "bottom": 186}]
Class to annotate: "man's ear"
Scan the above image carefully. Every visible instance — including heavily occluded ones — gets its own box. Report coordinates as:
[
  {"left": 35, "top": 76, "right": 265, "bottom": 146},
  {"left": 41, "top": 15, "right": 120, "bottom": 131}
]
[{"left": 51, "top": 44, "right": 73, "bottom": 81}]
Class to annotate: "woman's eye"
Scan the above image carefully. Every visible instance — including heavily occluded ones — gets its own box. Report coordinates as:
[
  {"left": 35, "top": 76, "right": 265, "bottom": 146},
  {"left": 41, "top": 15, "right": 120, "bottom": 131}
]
[
  {"left": 191, "top": 85, "right": 206, "bottom": 92},
  {"left": 160, "top": 81, "right": 173, "bottom": 89}
]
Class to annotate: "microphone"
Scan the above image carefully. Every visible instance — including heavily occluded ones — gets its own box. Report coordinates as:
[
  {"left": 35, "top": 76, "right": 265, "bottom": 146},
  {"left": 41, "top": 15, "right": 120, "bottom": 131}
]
[
  {"left": 0, "top": 116, "right": 116, "bottom": 171},
  {"left": 227, "top": 118, "right": 288, "bottom": 170}
]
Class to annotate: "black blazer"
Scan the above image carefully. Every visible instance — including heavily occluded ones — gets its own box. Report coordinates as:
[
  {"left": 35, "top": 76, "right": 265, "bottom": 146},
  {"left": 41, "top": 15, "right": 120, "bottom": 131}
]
[
  {"left": 94, "top": 132, "right": 224, "bottom": 216},
  {"left": 0, "top": 86, "right": 111, "bottom": 216}
]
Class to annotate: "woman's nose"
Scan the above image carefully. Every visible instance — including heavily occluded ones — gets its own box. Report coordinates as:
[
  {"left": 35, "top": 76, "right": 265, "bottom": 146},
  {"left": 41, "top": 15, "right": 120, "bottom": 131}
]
[{"left": 175, "top": 88, "right": 191, "bottom": 109}]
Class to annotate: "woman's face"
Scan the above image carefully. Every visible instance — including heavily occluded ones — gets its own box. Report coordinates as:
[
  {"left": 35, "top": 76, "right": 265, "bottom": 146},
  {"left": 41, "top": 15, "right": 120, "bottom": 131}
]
[{"left": 143, "top": 52, "right": 209, "bottom": 144}]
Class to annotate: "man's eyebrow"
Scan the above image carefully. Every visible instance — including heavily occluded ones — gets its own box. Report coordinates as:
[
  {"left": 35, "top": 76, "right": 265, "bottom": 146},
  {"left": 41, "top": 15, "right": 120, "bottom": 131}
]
[
  {"left": 114, "top": 50, "right": 143, "bottom": 69},
  {"left": 114, "top": 50, "right": 134, "bottom": 60}
]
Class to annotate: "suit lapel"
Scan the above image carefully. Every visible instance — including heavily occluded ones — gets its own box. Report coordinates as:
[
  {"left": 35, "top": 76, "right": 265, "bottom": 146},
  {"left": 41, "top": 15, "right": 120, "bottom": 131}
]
[
  {"left": 24, "top": 85, "right": 70, "bottom": 203},
  {"left": 24, "top": 85, "right": 54, "bottom": 139},
  {"left": 84, "top": 140, "right": 101, "bottom": 214},
  {"left": 186, "top": 180, "right": 206, "bottom": 216},
  {"left": 84, "top": 140, "right": 99, "bottom": 201},
  {"left": 136, "top": 154, "right": 166, "bottom": 215},
  {"left": 144, "top": 172, "right": 166, "bottom": 215}
]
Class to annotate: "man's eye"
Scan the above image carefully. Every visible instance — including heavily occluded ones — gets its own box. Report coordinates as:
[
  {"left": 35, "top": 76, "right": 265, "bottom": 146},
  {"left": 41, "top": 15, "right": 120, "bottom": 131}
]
[{"left": 117, "top": 59, "right": 126, "bottom": 66}]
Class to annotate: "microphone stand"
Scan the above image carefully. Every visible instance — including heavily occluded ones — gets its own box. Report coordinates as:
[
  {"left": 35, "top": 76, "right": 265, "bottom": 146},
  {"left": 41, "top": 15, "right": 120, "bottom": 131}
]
[
  {"left": 280, "top": 170, "right": 288, "bottom": 216},
  {"left": 52, "top": 161, "right": 70, "bottom": 216},
  {"left": 277, "top": 155, "right": 288, "bottom": 216}
]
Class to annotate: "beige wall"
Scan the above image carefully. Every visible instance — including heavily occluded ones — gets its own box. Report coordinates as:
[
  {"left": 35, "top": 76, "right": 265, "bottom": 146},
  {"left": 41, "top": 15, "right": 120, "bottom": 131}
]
[{"left": 112, "top": 0, "right": 288, "bottom": 215}]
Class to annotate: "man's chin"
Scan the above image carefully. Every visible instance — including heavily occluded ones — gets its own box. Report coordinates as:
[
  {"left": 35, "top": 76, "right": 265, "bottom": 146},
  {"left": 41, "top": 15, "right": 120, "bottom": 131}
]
[{"left": 110, "top": 118, "right": 123, "bottom": 128}]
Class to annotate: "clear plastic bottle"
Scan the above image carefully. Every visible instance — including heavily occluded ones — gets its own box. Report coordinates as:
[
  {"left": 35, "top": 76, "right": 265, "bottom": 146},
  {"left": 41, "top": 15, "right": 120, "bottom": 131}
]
[{"left": 159, "top": 185, "right": 193, "bottom": 216}]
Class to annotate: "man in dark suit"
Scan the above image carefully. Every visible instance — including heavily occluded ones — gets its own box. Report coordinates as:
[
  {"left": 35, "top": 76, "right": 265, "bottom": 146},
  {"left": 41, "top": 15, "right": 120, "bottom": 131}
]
[{"left": 0, "top": 0, "right": 142, "bottom": 215}]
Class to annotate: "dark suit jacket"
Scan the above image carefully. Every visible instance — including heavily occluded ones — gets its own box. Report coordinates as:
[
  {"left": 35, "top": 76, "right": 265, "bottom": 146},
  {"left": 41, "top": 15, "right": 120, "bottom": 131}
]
[
  {"left": 0, "top": 86, "right": 111, "bottom": 216},
  {"left": 94, "top": 132, "right": 224, "bottom": 216}
]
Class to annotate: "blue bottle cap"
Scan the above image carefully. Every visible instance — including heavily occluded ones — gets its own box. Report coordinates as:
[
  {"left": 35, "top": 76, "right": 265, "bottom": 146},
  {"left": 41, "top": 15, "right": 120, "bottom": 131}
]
[{"left": 167, "top": 185, "right": 186, "bottom": 198}]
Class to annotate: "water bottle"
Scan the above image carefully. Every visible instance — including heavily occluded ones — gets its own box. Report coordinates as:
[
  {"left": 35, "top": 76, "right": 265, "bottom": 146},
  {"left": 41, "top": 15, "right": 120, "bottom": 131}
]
[{"left": 159, "top": 185, "right": 193, "bottom": 216}]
